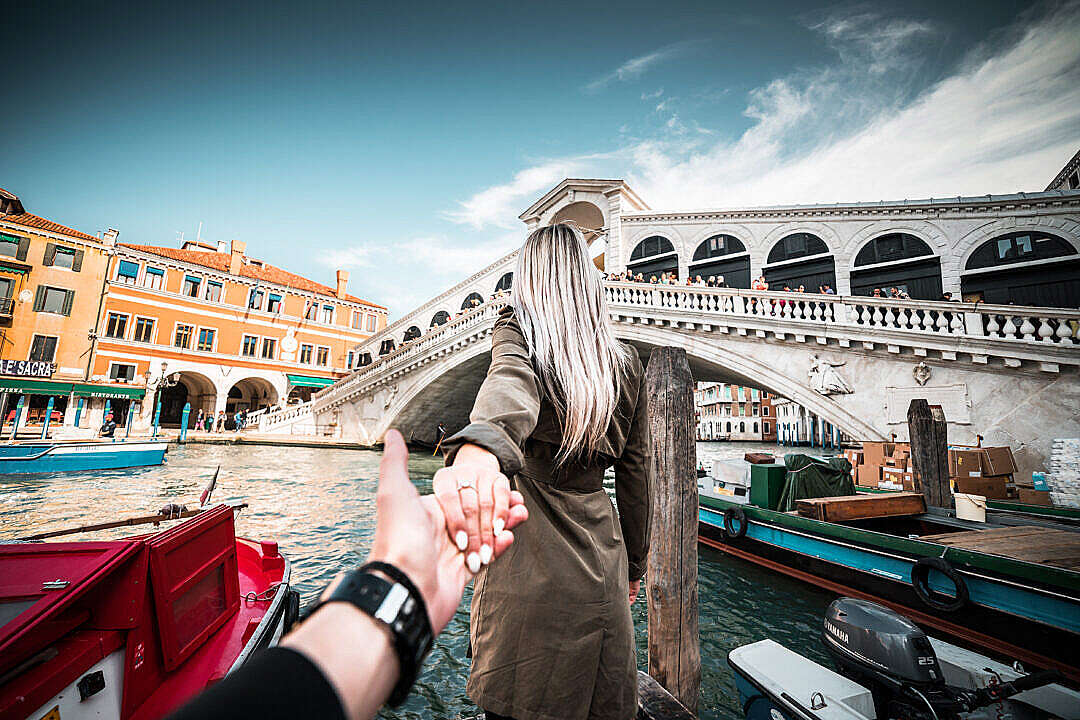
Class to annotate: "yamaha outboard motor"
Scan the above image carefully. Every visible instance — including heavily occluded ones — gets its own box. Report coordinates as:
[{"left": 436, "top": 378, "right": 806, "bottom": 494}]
[{"left": 822, "top": 598, "right": 1062, "bottom": 720}]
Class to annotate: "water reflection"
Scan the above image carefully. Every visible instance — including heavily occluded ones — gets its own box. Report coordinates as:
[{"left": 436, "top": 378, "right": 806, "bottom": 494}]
[{"left": 0, "top": 441, "right": 836, "bottom": 720}]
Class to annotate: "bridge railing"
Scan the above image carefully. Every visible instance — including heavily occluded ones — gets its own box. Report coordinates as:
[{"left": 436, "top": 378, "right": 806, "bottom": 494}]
[
  {"left": 604, "top": 282, "right": 1078, "bottom": 345},
  {"left": 314, "top": 282, "right": 1080, "bottom": 410}
]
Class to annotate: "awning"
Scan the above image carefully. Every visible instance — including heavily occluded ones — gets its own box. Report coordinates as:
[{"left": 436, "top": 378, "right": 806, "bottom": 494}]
[
  {"left": 0, "top": 262, "right": 29, "bottom": 275},
  {"left": 0, "top": 379, "right": 74, "bottom": 395},
  {"left": 286, "top": 374, "right": 336, "bottom": 388},
  {"left": 71, "top": 383, "right": 146, "bottom": 400}
]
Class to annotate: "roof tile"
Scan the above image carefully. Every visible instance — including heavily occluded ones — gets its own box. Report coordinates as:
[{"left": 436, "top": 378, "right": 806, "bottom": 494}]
[{"left": 0, "top": 211, "right": 98, "bottom": 242}]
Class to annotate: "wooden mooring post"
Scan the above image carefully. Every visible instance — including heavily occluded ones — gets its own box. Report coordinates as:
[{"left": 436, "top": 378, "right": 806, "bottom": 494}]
[
  {"left": 642, "top": 347, "right": 700, "bottom": 718},
  {"left": 907, "top": 399, "right": 951, "bottom": 509}
]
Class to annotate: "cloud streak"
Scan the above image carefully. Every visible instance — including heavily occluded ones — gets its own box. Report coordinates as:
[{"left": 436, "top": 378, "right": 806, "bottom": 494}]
[{"left": 584, "top": 42, "right": 697, "bottom": 93}]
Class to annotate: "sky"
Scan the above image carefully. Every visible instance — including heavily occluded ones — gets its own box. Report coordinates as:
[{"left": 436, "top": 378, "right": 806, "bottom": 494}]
[{"left": 4, "top": 0, "right": 1079, "bottom": 318}]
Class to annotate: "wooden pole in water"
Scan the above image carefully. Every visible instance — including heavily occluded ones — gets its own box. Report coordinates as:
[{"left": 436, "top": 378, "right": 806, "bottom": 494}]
[
  {"left": 908, "top": 399, "right": 951, "bottom": 509},
  {"left": 645, "top": 347, "right": 700, "bottom": 713}
]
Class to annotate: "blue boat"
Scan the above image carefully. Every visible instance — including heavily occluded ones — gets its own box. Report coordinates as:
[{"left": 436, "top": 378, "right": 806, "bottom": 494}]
[
  {"left": 699, "top": 466, "right": 1080, "bottom": 684},
  {"left": 0, "top": 440, "right": 168, "bottom": 474}
]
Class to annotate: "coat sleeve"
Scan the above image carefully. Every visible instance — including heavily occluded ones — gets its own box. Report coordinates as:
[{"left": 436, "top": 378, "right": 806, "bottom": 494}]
[
  {"left": 441, "top": 308, "right": 540, "bottom": 476},
  {"left": 614, "top": 370, "right": 652, "bottom": 582}
]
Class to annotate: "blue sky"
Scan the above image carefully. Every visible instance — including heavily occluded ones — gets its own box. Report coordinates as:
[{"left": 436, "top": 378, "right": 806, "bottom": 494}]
[{"left": 4, "top": 0, "right": 1078, "bottom": 317}]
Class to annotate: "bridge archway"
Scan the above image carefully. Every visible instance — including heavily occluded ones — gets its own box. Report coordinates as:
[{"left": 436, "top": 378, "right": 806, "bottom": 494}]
[
  {"left": 627, "top": 235, "right": 678, "bottom": 280},
  {"left": 552, "top": 201, "right": 605, "bottom": 246},
  {"left": 495, "top": 272, "right": 513, "bottom": 293},
  {"left": 688, "top": 234, "right": 750, "bottom": 288},
  {"left": 403, "top": 326, "right": 422, "bottom": 342},
  {"left": 961, "top": 230, "right": 1080, "bottom": 307},
  {"left": 430, "top": 310, "right": 451, "bottom": 327},
  {"left": 763, "top": 232, "right": 836, "bottom": 292},
  {"left": 850, "top": 233, "right": 942, "bottom": 300}
]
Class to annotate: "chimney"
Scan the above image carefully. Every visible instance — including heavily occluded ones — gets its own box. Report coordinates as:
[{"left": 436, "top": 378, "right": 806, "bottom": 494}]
[
  {"left": 336, "top": 270, "right": 349, "bottom": 299},
  {"left": 229, "top": 239, "right": 247, "bottom": 275},
  {"left": 217, "top": 240, "right": 227, "bottom": 253},
  {"left": 102, "top": 228, "right": 119, "bottom": 247}
]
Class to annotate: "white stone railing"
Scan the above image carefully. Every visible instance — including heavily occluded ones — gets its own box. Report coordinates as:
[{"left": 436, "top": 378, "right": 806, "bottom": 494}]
[{"left": 313, "top": 282, "right": 1080, "bottom": 411}]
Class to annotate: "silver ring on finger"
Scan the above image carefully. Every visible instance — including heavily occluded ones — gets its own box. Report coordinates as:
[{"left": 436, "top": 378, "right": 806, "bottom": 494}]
[{"left": 456, "top": 476, "right": 476, "bottom": 492}]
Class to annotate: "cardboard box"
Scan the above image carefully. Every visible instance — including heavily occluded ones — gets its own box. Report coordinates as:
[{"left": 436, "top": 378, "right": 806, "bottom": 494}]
[
  {"left": 981, "top": 446, "right": 1018, "bottom": 476},
  {"left": 950, "top": 449, "right": 984, "bottom": 478},
  {"left": 1018, "top": 487, "right": 1053, "bottom": 506},
  {"left": 883, "top": 455, "right": 909, "bottom": 472},
  {"left": 954, "top": 475, "right": 1009, "bottom": 499},
  {"left": 862, "top": 442, "right": 893, "bottom": 468},
  {"left": 843, "top": 449, "right": 863, "bottom": 467},
  {"left": 857, "top": 464, "right": 881, "bottom": 488}
]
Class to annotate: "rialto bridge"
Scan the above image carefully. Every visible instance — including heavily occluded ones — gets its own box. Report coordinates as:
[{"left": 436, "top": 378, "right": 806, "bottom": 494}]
[{"left": 268, "top": 178, "right": 1080, "bottom": 478}]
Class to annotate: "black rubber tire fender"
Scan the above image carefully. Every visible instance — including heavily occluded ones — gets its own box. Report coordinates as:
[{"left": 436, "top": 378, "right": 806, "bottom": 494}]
[
  {"left": 723, "top": 506, "right": 748, "bottom": 540},
  {"left": 911, "top": 556, "right": 968, "bottom": 612},
  {"left": 283, "top": 588, "right": 302, "bottom": 633}
]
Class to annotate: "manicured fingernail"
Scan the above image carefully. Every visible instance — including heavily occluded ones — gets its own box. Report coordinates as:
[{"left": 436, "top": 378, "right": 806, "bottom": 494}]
[
  {"left": 455, "top": 531, "right": 468, "bottom": 551},
  {"left": 466, "top": 552, "right": 481, "bottom": 574},
  {"left": 493, "top": 517, "right": 505, "bottom": 534},
  {"left": 479, "top": 543, "right": 493, "bottom": 565}
]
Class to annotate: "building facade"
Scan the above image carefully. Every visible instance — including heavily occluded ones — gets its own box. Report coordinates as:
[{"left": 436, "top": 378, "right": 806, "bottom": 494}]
[
  {"left": 92, "top": 239, "right": 387, "bottom": 430},
  {"left": 694, "top": 382, "right": 777, "bottom": 442},
  {"left": 773, "top": 396, "right": 850, "bottom": 449},
  {"left": 0, "top": 189, "right": 142, "bottom": 433}
]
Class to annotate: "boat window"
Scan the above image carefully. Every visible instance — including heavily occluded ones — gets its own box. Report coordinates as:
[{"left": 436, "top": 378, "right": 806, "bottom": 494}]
[{"left": 0, "top": 599, "right": 35, "bottom": 630}]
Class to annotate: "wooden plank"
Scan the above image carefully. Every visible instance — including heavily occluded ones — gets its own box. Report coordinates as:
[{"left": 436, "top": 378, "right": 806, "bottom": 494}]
[
  {"left": 645, "top": 347, "right": 700, "bottom": 713},
  {"left": 796, "top": 492, "right": 926, "bottom": 522},
  {"left": 637, "top": 671, "right": 697, "bottom": 720},
  {"left": 909, "top": 400, "right": 951, "bottom": 509}
]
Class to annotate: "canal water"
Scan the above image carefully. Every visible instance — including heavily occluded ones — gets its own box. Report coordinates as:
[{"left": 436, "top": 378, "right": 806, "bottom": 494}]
[{"left": 1, "top": 441, "right": 840, "bottom": 720}]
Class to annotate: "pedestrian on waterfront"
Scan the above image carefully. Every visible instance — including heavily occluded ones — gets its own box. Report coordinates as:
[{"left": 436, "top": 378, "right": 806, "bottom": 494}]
[
  {"left": 196, "top": 408, "right": 204, "bottom": 432},
  {"left": 435, "top": 222, "right": 652, "bottom": 720},
  {"left": 98, "top": 413, "right": 116, "bottom": 438},
  {"left": 216, "top": 410, "right": 226, "bottom": 433}
]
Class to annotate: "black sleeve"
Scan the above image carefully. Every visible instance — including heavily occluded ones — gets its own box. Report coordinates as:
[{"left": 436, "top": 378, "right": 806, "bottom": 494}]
[{"left": 167, "top": 647, "right": 347, "bottom": 720}]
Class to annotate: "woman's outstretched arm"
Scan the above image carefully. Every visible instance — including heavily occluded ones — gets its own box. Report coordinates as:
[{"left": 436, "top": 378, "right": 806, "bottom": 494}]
[{"left": 614, "top": 370, "right": 653, "bottom": 601}]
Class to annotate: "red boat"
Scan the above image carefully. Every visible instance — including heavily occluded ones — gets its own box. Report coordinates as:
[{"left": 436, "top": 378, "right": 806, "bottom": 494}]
[{"left": 0, "top": 504, "right": 300, "bottom": 720}]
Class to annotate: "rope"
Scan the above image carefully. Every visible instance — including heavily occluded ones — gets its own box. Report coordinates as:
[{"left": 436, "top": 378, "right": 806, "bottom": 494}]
[{"left": 244, "top": 582, "right": 282, "bottom": 603}]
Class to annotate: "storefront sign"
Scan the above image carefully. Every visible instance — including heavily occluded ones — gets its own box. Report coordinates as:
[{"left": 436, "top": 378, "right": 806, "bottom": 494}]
[{"left": 0, "top": 359, "right": 56, "bottom": 378}]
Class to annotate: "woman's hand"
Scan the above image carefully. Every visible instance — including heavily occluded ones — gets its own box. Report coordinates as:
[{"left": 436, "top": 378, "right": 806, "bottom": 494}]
[
  {"left": 628, "top": 579, "right": 641, "bottom": 605},
  {"left": 433, "top": 443, "right": 527, "bottom": 573}
]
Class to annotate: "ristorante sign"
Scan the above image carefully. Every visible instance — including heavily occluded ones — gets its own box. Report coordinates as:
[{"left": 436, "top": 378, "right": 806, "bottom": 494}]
[{"left": 0, "top": 359, "right": 56, "bottom": 378}]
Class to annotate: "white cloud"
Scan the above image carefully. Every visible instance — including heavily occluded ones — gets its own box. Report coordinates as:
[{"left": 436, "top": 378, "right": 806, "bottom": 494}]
[
  {"left": 584, "top": 42, "right": 696, "bottom": 93},
  {"left": 641, "top": 88, "right": 665, "bottom": 100}
]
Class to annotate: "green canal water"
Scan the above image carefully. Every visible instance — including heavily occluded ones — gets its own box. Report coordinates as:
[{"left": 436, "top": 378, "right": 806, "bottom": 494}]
[{"left": 0, "top": 442, "right": 840, "bottom": 719}]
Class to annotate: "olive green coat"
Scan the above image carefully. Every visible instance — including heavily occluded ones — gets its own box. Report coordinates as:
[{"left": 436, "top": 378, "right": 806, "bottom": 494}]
[{"left": 443, "top": 306, "right": 652, "bottom": 720}]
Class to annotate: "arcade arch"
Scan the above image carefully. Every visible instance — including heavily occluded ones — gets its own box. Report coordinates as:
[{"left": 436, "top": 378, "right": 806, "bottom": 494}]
[
  {"left": 763, "top": 233, "right": 836, "bottom": 291},
  {"left": 688, "top": 234, "right": 750, "bottom": 287},
  {"left": 627, "top": 235, "right": 678, "bottom": 279},
  {"left": 430, "top": 310, "right": 451, "bottom": 327},
  {"left": 158, "top": 371, "right": 217, "bottom": 427},
  {"left": 229, "top": 377, "right": 279, "bottom": 413},
  {"left": 961, "top": 231, "right": 1080, "bottom": 307},
  {"left": 552, "top": 201, "right": 605, "bottom": 245},
  {"left": 850, "top": 233, "right": 941, "bottom": 300},
  {"left": 461, "top": 292, "right": 484, "bottom": 310}
]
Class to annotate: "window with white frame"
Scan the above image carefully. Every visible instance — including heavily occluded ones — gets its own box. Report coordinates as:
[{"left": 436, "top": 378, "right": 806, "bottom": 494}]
[
  {"left": 110, "top": 363, "right": 137, "bottom": 382},
  {"left": 29, "top": 335, "right": 57, "bottom": 362},
  {"left": 182, "top": 275, "right": 201, "bottom": 298},
  {"left": 105, "top": 312, "right": 129, "bottom": 339},
  {"left": 175, "top": 324, "right": 194, "bottom": 349},
  {"left": 305, "top": 302, "right": 318, "bottom": 321},
  {"left": 351, "top": 311, "right": 363, "bottom": 329},
  {"left": 204, "top": 280, "right": 223, "bottom": 302},
  {"left": 316, "top": 346, "right": 329, "bottom": 366},
  {"left": 197, "top": 328, "right": 216, "bottom": 352},
  {"left": 299, "top": 344, "right": 313, "bottom": 364},
  {"left": 365, "top": 314, "right": 376, "bottom": 332},
  {"left": 267, "top": 293, "right": 282, "bottom": 314},
  {"left": 143, "top": 266, "right": 165, "bottom": 290},
  {"left": 320, "top": 305, "right": 334, "bottom": 324},
  {"left": 249, "top": 288, "right": 264, "bottom": 310},
  {"left": 116, "top": 260, "right": 139, "bottom": 284},
  {"left": 261, "top": 337, "right": 276, "bottom": 359},
  {"left": 133, "top": 317, "right": 155, "bottom": 343},
  {"left": 241, "top": 335, "right": 258, "bottom": 357}
]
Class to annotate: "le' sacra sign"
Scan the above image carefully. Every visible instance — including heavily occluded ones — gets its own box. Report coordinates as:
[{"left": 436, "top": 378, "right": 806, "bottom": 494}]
[{"left": 0, "top": 359, "right": 56, "bottom": 378}]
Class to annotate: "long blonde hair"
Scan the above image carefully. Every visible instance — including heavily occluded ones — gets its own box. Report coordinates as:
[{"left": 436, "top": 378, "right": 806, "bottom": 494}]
[{"left": 512, "top": 222, "right": 632, "bottom": 465}]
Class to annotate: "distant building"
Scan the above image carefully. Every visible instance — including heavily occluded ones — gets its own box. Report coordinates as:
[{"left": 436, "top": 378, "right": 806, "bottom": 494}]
[
  {"left": 773, "top": 396, "right": 851, "bottom": 448},
  {"left": 694, "top": 382, "right": 776, "bottom": 442}
]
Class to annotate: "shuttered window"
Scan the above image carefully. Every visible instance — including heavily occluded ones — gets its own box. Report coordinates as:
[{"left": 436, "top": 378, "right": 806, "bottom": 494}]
[
  {"left": 267, "top": 293, "right": 282, "bottom": 313},
  {"left": 43, "top": 243, "right": 82, "bottom": 271},
  {"left": 33, "top": 286, "right": 74, "bottom": 316},
  {"left": 143, "top": 266, "right": 164, "bottom": 290},
  {"left": 0, "top": 234, "right": 19, "bottom": 258},
  {"left": 116, "top": 260, "right": 139, "bottom": 283}
]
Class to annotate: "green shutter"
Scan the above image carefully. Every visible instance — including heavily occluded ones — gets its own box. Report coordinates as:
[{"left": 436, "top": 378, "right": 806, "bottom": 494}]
[
  {"left": 16, "top": 236, "right": 30, "bottom": 261},
  {"left": 43, "top": 243, "right": 57, "bottom": 266},
  {"left": 61, "top": 289, "right": 75, "bottom": 316},
  {"left": 72, "top": 249, "right": 84, "bottom": 272},
  {"left": 33, "top": 285, "right": 46, "bottom": 312}
]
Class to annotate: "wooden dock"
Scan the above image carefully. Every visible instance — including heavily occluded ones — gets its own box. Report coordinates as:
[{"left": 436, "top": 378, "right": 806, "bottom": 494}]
[{"left": 920, "top": 526, "right": 1080, "bottom": 570}]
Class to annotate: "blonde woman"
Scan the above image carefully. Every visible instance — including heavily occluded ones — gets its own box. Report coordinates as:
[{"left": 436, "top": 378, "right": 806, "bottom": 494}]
[{"left": 434, "top": 223, "right": 652, "bottom": 720}]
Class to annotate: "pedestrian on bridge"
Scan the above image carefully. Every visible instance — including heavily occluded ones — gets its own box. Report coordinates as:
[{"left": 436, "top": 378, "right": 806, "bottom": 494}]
[{"left": 435, "top": 222, "right": 652, "bottom": 720}]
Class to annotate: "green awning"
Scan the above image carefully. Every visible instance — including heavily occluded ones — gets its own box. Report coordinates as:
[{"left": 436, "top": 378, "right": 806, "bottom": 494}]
[
  {"left": 0, "top": 379, "right": 73, "bottom": 395},
  {"left": 71, "top": 383, "right": 146, "bottom": 400},
  {"left": 0, "top": 262, "right": 28, "bottom": 275},
  {"left": 287, "top": 374, "right": 336, "bottom": 388}
]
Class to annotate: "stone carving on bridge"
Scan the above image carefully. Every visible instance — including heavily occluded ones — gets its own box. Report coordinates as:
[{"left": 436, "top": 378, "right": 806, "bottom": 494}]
[
  {"left": 808, "top": 355, "right": 853, "bottom": 396},
  {"left": 912, "top": 362, "right": 932, "bottom": 386},
  {"left": 383, "top": 384, "right": 398, "bottom": 409}
]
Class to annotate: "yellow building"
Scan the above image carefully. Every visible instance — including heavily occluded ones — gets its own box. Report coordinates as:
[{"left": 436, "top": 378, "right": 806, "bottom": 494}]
[{"left": 0, "top": 188, "right": 141, "bottom": 433}]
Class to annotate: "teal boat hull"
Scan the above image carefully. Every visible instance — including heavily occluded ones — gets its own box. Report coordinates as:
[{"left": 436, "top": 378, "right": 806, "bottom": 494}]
[{"left": 0, "top": 441, "right": 168, "bottom": 475}]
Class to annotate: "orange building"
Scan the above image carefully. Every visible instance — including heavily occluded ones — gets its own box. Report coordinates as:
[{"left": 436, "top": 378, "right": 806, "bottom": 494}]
[
  {"left": 91, "top": 238, "right": 386, "bottom": 430},
  {"left": 0, "top": 188, "right": 142, "bottom": 434}
]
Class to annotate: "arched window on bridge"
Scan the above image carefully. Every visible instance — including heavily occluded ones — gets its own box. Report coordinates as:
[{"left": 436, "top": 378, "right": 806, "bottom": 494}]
[
  {"left": 495, "top": 272, "right": 513, "bottom": 292},
  {"left": 850, "top": 233, "right": 941, "bottom": 300},
  {"left": 627, "top": 235, "right": 678, "bottom": 280},
  {"left": 403, "top": 326, "right": 422, "bottom": 342},
  {"left": 430, "top": 310, "right": 450, "bottom": 327},
  {"left": 357, "top": 352, "right": 372, "bottom": 367},
  {"left": 379, "top": 338, "right": 395, "bottom": 356},
  {"left": 461, "top": 292, "right": 484, "bottom": 310},
  {"left": 961, "top": 231, "right": 1079, "bottom": 307},
  {"left": 689, "top": 234, "right": 749, "bottom": 288},
  {"left": 763, "top": 233, "right": 835, "bottom": 291}
]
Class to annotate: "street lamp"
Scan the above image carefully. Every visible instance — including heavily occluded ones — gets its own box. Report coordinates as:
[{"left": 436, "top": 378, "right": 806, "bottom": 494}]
[{"left": 144, "top": 362, "right": 181, "bottom": 438}]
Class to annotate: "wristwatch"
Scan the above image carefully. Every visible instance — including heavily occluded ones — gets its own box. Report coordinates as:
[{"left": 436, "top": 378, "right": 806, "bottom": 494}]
[{"left": 309, "top": 562, "right": 434, "bottom": 706}]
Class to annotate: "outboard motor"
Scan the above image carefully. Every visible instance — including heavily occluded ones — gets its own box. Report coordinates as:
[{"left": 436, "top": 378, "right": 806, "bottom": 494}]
[{"left": 822, "top": 598, "right": 1062, "bottom": 720}]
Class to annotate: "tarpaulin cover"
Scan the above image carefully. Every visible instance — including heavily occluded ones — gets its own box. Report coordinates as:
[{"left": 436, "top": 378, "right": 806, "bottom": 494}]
[{"left": 777, "top": 453, "right": 855, "bottom": 512}]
